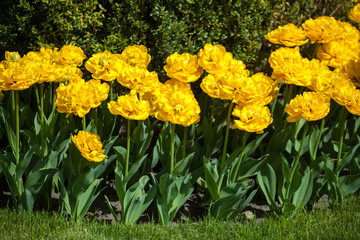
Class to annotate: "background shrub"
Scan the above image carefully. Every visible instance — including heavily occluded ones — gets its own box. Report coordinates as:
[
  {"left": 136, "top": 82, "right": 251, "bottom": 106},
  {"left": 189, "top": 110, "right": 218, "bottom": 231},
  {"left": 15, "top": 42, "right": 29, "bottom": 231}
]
[{"left": 0, "top": 0, "right": 355, "bottom": 79}]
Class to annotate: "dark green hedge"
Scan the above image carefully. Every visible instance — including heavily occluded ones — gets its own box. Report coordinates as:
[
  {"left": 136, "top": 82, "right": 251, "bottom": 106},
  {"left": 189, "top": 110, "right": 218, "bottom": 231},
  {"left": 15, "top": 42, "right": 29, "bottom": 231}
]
[{"left": 0, "top": 0, "right": 355, "bottom": 79}]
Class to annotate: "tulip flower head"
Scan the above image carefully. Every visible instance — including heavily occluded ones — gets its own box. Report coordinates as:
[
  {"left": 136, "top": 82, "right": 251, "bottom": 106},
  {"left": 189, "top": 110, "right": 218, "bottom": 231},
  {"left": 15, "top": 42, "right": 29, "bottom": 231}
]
[{"left": 72, "top": 131, "right": 106, "bottom": 162}]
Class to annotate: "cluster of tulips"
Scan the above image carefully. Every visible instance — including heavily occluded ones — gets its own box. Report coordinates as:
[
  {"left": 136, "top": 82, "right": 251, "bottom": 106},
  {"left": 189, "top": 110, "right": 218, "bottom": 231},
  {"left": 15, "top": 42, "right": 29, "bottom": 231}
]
[{"left": 0, "top": 1, "right": 360, "bottom": 224}]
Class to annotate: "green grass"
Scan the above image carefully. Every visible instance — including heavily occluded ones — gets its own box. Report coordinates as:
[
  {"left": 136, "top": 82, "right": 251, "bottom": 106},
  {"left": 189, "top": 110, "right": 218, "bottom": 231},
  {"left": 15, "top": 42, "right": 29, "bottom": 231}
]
[{"left": 1, "top": 195, "right": 359, "bottom": 240}]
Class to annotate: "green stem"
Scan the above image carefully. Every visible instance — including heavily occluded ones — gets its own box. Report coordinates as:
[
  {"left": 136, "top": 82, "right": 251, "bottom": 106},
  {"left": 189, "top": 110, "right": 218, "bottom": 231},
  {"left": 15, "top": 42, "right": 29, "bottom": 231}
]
[
  {"left": 270, "top": 85, "right": 279, "bottom": 118},
  {"left": 311, "top": 118, "right": 325, "bottom": 161},
  {"left": 15, "top": 91, "right": 20, "bottom": 164},
  {"left": 82, "top": 117, "right": 86, "bottom": 131},
  {"left": 11, "top": 90, "right": 15, "bottom": 119},
  {"left": 182, "top": 126, "right": 188, "bottom": 160},
  {"left": 283, "top": 85, "right": 294, "bottom": 130},
  {"left": 40, "top": 83, "right": 45, "bottom": 157},
  {"left": 209, "top": 98, "right": 216, "bottom": 129},
  {"left": 217, "top": 101, "right": 235, "bottom": 191},
  {"left": 287, "top": 122, "right": 308, "bottom": 198},
  {"left": 232, "top": 131, "right": 250, "bottom": 183},
  {"left": 170, "top": 123, "right": 175, "bottom": 175},
  {"left": 125, "top": 119, "right": 131, "bottom": 178},
  {"left": 337, "top": 108, "right": 348, "bottom": 169},
  {"left": 53, "top": 82, "right": 57, "bottom": 110},
  {"left": 110, "top": 81, "right": 114, "bottom": 101},
  {"left": 221, "top": 101, "right": 234, "bottom": 170},
  {"left": 34, "top": 84, "right": 40, "bottom": 106},
  {"left": 95, "top": 108, "right": 99, "bottom": 133}
]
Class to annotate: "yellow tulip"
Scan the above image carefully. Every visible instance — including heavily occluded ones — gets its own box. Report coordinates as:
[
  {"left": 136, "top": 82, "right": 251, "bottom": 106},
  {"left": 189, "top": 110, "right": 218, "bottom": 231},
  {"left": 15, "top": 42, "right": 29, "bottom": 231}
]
[
  {"left": 85, "top": 50, "right": 123, "bottom": 81},
  {"left": 107, "top": 90, "right": 151, "bottom": 120},
  {"left": 232, "top": 103, "right": 273, "bottom": 134},
  {"left": 164, "top": 52, "right": 203, "bottom": 83},
  {"left": 197, "top": 43, "right": 233, "bottom": 76},
  {"left": 302, "top": 16, "right": 346, "bottom": 43},
  {"left": 120, "top": 44, "right": 151, "bottom": 68},
  {"left": 58, "top": 44, "right": 86, "bottom": 66},
  {"left": 71, "top": 131, "right": 106, "bottom": 162},
  {"left": 285, "top": 91, "right": 330, "bottom": 122},
  {"left": 265, "top": 23, "right": 308, "bottom": 47},
  {"left": 349, "top": 4, "right": 360, "bottom": 24}
]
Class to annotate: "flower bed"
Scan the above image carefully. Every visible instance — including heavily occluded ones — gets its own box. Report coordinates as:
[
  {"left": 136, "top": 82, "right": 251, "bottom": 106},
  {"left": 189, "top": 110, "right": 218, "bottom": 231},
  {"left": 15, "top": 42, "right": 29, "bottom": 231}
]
[{"left": 0, "top": 1, "right": 360, "bottom": 225}]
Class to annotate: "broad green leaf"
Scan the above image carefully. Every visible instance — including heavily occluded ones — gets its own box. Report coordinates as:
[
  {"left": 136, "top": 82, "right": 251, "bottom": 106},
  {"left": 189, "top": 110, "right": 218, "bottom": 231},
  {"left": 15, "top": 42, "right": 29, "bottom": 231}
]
[
  {"left": 114, "top": 146, "right": 127, "bottom": 170},
  {"left": 310, "top": 155, "right": 325, "bottom": 177},
  {"left": 103, "top": 136, "right": 118, "bottom": 156},
  {"left": 325, "top": 165, "right": 338, "bottom": 186},
  {"left": 203, "top": 157, "right": 220, "bottom": 201},
  {"left": 171, "top": 152, "right": 194, "bottom": 177},
  {"left": 4, "top": 118, "right": 17, "bottom": 159},
  {"left": 122, "top": 176, "right": 156, "bottom": 224},
  {"left": 291, "top": 118, "right": 306, "bottom": 140},
  {"left": 287, "top": 165, "right": 302, "bottom": 199},
  {"left": 281, "top": 154, "right": 291, "bottom": 183},
  {"left": 132, "top": 119, "right": 154, "bottom": 159},
  {"left": 72, "top": 156, "right": 115, "bottom": 198},
  {"left": 155, "top": 123, "right": 181, "bottom": 168},
  {"left": 15, "top": 147, "right": 35, "bottom": 181},
  {"left": 0, "top": 154, "right": 22, "bottom": 198},
  {"left": 124, "top": 154, "right": 148, "bottom": 184},
  {"left": 241, "top": 132, "right": 268, "bottom": 159},
  {"left": 202, "top": 118, "right": 223, "bottom": 157},
  {"left": 309, "top": 125, "right": 320, "bottom": 161},
  {"left": 213, "top": 181, "right": 255, "bottom": 219},
  {"left": 337, "top": 142, "right": 360, "bottom": 175},
  {"left": 266, "top": 127, "right": 291, "bottom": 174},
  {"left": 236, "top": 156, "right": 266, "bottom": 179},
  {"left": 292, "top": 168, "right": 314, "bottom": 208},
  {"left": 338, "top": 174, "right": 360, "bottom": 196},
  {"left": 256, "top": 162, "right": 277, "bottom": 209},
  {"left": 282, "top": 202, "right": 296, "bottom": 213},
  {"left": 104, "top": 195, "right": 119, "bottom": 222},
  {"left": 25, "top": 168, "right": 58, "bottom": 195},
  {"left": 76, "top": 179, "right": 103, "bottom": 220},
  {"left": 156, "top": 194, "right": 170, "bottom": 225},
  {"left": 34, "top": 112, "right": 41, "bottom": 135},
  {"left": 168, "top": 175, "right": 193, "bottom": 221},
  {"left": 115, "top": 160, "right": 125, "bottom": 203},
  {"left": 20, "top": 189, "right": 34, "bottom": 212}
]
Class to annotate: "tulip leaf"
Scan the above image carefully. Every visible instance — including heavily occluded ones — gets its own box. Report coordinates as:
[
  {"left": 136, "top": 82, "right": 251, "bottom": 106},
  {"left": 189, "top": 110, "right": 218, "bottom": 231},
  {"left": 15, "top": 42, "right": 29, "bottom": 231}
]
[
  {"left": 292, "top": 168, "right": 314, "bottom": 208},
  {"left": 132, "top": 119, "right": 154, "bottom": 159},
  {"left": 281, "top": 154, "right": 291, "bottom": 184},
  {"left": 122, "top": 176, "right": 157, "bottom": 224},
  {"left": 76, "top": 178, "right": 104, "bottom": 221},
  {"left": 202, "top": 118, "right": 223, "bottom": 157},
  {"left": 203, "top": 157, "right": 220, "bottom": 201},
  {"left": 266, "top": 127, "right": 291, "bottom": 174},
  {"left": 114, "top": 146, "right": 127, "bottom": 171},
  {"left": 15, "top": 146, "right": 35, "bottom": 181},
  {"left": 20, "top": 189, "right": 34, "bottom": 212},
  {"left": 156, "top": 173, "right": 193, "bottom": 224},
  {"left": 212, "top": 180, "right": 256, "bottom": 219},
  {"left": 338, "top": 174, "right": 360, "bottom": 196},
  {"left": 236, "top": 155, "right": 266, "bottom": 180},
  {"left": 25, "top": 168, "right": 58, "bottom": 195},
  {"left": 256, "top": 162, "right": 277, "bottom": 209},
  {"left": 337, "top": 142, "right": 360, "bottom": 175},
  {"left": 309, "top": 125, "right": 320, "bottom": 161},
  {"left": 242, "top": 132, "right": 268, "bottom": 159},
  {"left": 124, "top": 154, "right": 147, "bottom": 184},
  {"left": 171, "top": 152, "right": 194, "bottom": 177},
  {"left": 104, "top": 195, "right": 119, "bottom": 222}
]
